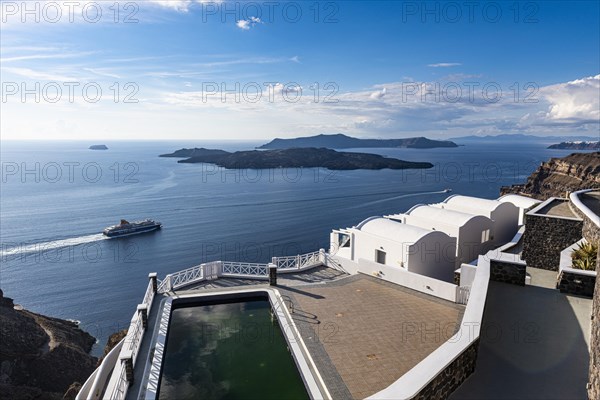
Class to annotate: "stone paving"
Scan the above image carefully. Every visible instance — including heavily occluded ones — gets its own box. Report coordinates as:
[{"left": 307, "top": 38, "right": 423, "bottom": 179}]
[
  {"left": 278, "top": 274, "right": 465, "bottom": 399},
  {"left": 537, "top": 199, "right": 578, "bottom": 218}
]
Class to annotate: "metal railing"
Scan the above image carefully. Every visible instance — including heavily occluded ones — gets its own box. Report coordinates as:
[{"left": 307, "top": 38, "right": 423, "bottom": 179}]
[{"left": 456, "top": 286, "right": 471, "bottom": 305}]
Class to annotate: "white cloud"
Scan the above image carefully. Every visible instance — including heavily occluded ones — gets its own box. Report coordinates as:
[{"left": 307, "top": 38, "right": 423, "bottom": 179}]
[
  {"left": 2, "top": 67, "right": 76, "bottom": 81},
  {"left": 427, "top": 63, "right": 462, "bottom": 68},
  {"left": 147, "top": 0, "right": 193, "bottom": 12},
  {"left": 542, "top": 74, "right": 600, "bottom": 121},
  {"left": 236, "top": 20, "right": 251, "bottom": 30},
  {"left": 369, "top": 87, "right": 387, "bottom": 100},
  {"left": 236, "top": 16, "right": 263, "bottom": 30}
]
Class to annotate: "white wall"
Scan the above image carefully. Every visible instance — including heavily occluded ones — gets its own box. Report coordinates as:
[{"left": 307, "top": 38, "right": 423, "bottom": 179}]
[
  {"left": 398, "top": 214, "right": 493, "bottom": 267},
  {"left": 357, "top": 258, "right": 458, "bottom": 302},
  {"left": 457, "top": 217, "right": 495, "bottom": 266},
  {"left": 352, "top": 230, "right": 411, "bottom": 268},
  {"left": 490, "top": 203, "right": 520, "bottom": 246},
  {"left": 405, "top": 232, "right": 457, "bottom": 282}
]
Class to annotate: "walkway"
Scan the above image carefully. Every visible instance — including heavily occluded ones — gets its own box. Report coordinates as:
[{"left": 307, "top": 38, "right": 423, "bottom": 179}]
[{"left": 451, "top": 268, "right": 592, "bottom": 399}]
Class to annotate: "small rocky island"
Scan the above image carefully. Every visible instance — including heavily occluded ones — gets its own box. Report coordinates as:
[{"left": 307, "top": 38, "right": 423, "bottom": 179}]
[
  {"left": 89, "top": 144, "right": 108, "bottom": 150},
  {"left": 548, "top": 141, "right": 600, "bottom": 150},
  {"left": 258, "top": 133, "right": 458, "bottom": 149},
  {"left": 0, "top": 289, "right": 97, "bottom": 399},
  {"left": 160, "top": 147, "right": 434, "bottom": 170}
]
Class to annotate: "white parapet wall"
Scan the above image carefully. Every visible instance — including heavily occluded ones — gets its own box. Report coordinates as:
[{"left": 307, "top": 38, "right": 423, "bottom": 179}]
[
  {"left": 356, "top": 258, "right": 460, "bottom": 302},
  {"left": 570, "top": 189, "right": 600, "bottom": 227}
]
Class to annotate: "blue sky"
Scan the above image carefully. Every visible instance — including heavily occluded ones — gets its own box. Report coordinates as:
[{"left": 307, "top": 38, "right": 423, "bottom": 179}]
[{"left": 1, "top": 0, "right": 599, "bottom": 140}]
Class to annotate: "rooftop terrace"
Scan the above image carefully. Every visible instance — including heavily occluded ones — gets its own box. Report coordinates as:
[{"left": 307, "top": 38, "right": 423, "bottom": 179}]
[
  {"left": 450, "top": 268, "right": 592, "bottom": 399},
  {"left": 278, "top": 274, "right": 464, "bottom": 399},
  {"left": 534, "top": 198, "right": 578, "bottom": 218},
  {"left": 129, "top": 268, "right": 464, "bottom": 400}
]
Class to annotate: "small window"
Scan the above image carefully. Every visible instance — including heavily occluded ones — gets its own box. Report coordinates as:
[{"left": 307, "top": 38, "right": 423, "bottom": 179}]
[
  {"left": 481, "top": 229, "right": 490, "bottom": 243},
  {"left": 375, "top": 249, "right": 386, "bottom": 264},
  {"left": 338, "top": 234, "right": 351, "bottom": 248}
]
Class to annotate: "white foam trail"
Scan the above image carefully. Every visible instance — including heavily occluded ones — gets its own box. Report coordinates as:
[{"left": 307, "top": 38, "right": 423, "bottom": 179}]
[
  {"left": 1, "top": 233, "right": 107, "bottom": 257},
  {"left": 355, "top": 190, "right": 449, "bottom": 208}
]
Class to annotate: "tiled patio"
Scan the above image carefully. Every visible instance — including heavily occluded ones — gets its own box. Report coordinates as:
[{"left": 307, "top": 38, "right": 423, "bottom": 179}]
[{"left": 279, "top": 274, "right": 465, "bottom": 399}]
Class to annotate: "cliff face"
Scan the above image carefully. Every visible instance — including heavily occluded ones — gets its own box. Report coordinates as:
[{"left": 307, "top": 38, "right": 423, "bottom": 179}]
[
  {"left": 0, "top": 290, "right": 97, "bottom": 400},
  {"left": 501, "top": 152, "right": 600, "bottom": 200}
]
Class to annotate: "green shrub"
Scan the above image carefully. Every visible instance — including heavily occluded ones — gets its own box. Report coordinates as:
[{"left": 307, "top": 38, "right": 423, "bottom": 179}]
[{"left": 571, "top": 242, "right": 598, "bottom": 271}]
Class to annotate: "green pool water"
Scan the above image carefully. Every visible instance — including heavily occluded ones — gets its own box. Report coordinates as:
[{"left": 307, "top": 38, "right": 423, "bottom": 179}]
[{"left": 157, "top": 299, "right": 310, "bottom": 400}]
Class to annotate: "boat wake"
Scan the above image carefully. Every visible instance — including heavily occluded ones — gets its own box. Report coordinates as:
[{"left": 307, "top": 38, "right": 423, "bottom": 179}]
[
  {"left": 1, "top": 233, "right": 107, "bottom": 258},
  {"left": 354, "top": 190, "right": 451, "bottom": 208}
]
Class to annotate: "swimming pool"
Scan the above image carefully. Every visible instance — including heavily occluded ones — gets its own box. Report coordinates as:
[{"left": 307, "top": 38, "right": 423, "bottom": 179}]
[{"left": 143, "top": 289, "right": 328, "bottom": 400}]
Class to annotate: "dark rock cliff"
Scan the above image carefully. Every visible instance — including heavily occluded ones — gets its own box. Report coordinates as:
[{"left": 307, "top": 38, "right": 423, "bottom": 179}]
[
  {"left": 500, "top": 152, "right": 600, "bottom": 200},
  {"left": 0, "top": 289, "right": 97, "bottom": 400}
]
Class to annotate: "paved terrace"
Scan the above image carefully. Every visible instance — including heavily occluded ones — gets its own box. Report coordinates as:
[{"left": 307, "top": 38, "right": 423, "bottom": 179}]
[
  {"left": 536, "top": 198, "right": 578, "bottom": 218},
  {"left": 451, "top": 267, "right": 592, "bottom": 399},
  {"left": 133, "top": 267, "right": 465, "bottom": 400}
]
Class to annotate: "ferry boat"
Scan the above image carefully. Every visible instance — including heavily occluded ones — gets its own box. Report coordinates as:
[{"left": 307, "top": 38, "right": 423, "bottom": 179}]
[{"left": 103, "top": 219, "right": 161, "bottom": 238}]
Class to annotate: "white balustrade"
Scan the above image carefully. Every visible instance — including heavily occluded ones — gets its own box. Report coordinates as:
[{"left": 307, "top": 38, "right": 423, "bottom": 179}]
[{"left": 221, "top": 261, "right": 268, "bottom": 277}]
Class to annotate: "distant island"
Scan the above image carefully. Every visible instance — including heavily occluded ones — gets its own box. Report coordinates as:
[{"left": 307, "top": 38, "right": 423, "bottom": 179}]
[
  {"left": 160, "top": 147, "right": 434, "bottom": 170},
  {"left": 89, "top": 145, "right": 108, "bottom": 150},
  {"left": 548, "top": 141, "right": 600, "bottom": 150},
  {"left": 159, "top": 148, "right": 229, "bottom": 158},
  {"left": 257, "top": 134, "right": 457, "bottom": 150},
  {"left": 451, "top": 134, "right": 599, "bottom": 144}
]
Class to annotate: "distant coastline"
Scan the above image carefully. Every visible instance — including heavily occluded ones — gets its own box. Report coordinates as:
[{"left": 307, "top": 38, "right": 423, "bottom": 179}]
[
  {"left": 547, "top": 141, "right": 600, "bottom": 150},
  {"left": 257, "top": 134, "right": 458, "bottom": 150}
]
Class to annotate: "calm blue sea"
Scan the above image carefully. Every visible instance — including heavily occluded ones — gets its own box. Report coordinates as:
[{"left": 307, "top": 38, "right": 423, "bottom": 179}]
[{"left": 0, "top": 139, "right": 585, "bottom": 354}]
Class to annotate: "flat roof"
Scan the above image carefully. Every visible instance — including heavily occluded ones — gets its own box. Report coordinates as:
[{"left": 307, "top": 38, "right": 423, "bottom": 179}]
[{"left": 533, "top": 198, "right": 579, "bottom": 218}]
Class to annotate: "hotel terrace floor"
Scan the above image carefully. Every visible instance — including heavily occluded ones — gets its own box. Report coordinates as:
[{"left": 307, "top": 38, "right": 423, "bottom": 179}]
[{"left": 141, "top": 267, "right": 465, "bottom": 400}]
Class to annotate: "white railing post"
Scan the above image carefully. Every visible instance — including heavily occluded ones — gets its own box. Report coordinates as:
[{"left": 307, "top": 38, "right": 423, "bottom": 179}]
[
  {"left": 268, "top": 263, "right": 278, "bottom": 286},
  {"left": 319, "top": 248, "right": 326, "bottom": 265},
  {"left": 137, "top": 304, "right": 148, "bottom": 329},
  {"left": 296, "top": 254, "right": 301, "bottom": 269},
  {"left": 119, "top": 350, "right": 134, "bottom": 384},
  {"left": 272, "top": 256, "right": 278, "bottom": 268},
  {"left": 148, "top": 273, "right": 158, "bottom": 293}
]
